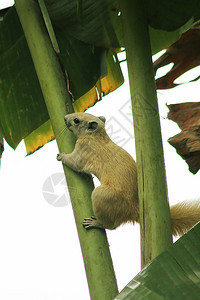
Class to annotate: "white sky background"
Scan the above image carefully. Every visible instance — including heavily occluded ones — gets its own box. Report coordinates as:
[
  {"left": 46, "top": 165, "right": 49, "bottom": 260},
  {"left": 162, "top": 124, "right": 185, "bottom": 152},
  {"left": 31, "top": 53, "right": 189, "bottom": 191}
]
[{"left": 0, "top": 1, "right": 200, "bottom": 299}]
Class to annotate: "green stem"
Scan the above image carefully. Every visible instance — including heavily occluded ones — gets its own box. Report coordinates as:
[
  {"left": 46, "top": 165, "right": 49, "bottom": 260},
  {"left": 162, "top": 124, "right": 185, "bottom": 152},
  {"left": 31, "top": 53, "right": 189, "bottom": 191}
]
[
  {"left": 15, "top": 0, "right": 118, "bottom": 298},
  {"left": 120, "top": 0, "right": 172, "bottom": 268},
  {"left": 38, "top": 0, "right": 60, "bottom": 53}
]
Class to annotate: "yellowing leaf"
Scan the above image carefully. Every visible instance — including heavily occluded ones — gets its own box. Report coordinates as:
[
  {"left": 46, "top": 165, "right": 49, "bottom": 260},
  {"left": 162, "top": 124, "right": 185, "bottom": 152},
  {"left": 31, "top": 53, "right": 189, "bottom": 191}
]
[{"left": 24, "top": 120, "right": 55, "bottom": 155}]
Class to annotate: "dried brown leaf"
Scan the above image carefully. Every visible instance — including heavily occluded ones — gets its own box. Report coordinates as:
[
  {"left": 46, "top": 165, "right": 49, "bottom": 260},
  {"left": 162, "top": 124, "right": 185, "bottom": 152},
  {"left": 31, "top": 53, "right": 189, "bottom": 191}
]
[
  {"left": 154, "top": 24, "right": 200, "bottom": 89},
  {"left": 168, "top": 103, "right": 200, "bottom": 174}
]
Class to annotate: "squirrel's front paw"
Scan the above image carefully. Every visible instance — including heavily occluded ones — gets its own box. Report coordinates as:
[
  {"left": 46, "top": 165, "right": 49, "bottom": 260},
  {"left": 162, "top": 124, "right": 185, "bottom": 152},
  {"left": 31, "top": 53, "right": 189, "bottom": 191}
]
[{"left": 57, "top": 153, "right": 66, "bottom": 162}]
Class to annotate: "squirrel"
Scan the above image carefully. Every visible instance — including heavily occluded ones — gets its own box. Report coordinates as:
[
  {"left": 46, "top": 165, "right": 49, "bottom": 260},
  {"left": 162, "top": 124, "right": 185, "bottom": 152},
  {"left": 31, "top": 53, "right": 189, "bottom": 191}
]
[{"left": 57, "top": 112, "right": 200, "bottom": 236}]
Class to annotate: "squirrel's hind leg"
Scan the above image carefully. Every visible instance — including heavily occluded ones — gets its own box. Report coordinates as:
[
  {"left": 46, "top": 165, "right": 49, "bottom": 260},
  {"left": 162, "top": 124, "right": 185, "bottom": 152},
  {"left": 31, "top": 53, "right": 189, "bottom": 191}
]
[
  {"left": 90, "top": 185, "right": 123, "bottom": 230},
  {"left": 82, "top": 216, "right": 105, "bottom": 230},
  {"left": 82, "top": 185, "right": 119, "bottom": 230}
]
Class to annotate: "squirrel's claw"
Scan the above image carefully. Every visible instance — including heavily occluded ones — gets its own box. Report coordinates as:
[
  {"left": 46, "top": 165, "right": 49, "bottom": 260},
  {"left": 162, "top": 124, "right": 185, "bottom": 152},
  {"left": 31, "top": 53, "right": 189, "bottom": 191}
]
[
  {"left": 57, "top": 153, "right": 66, "bottom": 161},
  {"left": 82, "top": 216, "right": 104, "bottom": 230}
]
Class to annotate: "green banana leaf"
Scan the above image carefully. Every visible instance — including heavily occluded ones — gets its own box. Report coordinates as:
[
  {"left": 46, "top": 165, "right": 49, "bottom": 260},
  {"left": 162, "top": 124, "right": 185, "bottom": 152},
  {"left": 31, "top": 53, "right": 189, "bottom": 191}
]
[
  {"left": 0, "top": 7, "right": 123, "bottom": 152},
  {"left": 0, "top": 0, "right": 200, "bottom": 153},
  {"left": 46, "top": 0, "right": 199, "bottom": 50},
  {"left": 115, "top": 222, "right": 200, "bottom": 300},
  {"left": 144, "top": 0, "right": 200, "bottom": 31}
]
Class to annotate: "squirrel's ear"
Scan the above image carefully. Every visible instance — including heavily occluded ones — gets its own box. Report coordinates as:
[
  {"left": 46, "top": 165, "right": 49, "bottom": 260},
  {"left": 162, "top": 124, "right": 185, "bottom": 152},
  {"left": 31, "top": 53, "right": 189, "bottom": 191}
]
[
  {"left": 98, "top": 116, "right": 106, "bottom": 123},
  {"left": 88, "top": 121, "right": 98, "bottom": 130}
]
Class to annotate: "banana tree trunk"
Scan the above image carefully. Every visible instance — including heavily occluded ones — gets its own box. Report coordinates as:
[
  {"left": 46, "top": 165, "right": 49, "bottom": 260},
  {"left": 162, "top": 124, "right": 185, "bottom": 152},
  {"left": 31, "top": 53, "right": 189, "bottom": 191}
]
[
  {"left": 15, "top": 0, "right": 118, "bottom": 299},
  {"left": 120, "top": 0, "right": 173, "bottom": 268}
]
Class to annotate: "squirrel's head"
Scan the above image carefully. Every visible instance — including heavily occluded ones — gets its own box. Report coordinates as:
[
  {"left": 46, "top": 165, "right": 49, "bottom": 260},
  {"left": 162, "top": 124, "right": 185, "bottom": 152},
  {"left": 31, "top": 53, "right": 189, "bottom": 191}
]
[{"left": 64, "top": 112, "right": 106, "bottom": 137}]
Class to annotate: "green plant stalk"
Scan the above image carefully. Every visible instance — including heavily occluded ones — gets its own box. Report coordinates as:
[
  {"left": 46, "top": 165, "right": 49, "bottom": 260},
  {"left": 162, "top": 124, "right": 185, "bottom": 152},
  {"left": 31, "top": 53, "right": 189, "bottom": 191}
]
[
  {"left": 15, "top": 0, "right": 118, "bottom": 299},
  {"left": 38, "top": 0, "right": 60, "bottom": 53},
  {"left": 119, "top": 0, "right": 172, "bottom": 268}
]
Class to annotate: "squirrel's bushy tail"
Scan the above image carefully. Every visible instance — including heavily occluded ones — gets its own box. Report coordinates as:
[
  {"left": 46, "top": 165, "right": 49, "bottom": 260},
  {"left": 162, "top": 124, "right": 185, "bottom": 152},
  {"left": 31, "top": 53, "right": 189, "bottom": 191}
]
[{"left": 170, "top": 200, "right": 200, "bottom": 236}]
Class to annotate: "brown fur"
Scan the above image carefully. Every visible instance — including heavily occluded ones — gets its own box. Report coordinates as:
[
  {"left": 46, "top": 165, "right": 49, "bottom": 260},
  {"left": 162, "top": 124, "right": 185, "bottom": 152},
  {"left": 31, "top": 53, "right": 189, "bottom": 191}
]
[{"left": 57, "top": 112, "right": 200, "bottom": 236}]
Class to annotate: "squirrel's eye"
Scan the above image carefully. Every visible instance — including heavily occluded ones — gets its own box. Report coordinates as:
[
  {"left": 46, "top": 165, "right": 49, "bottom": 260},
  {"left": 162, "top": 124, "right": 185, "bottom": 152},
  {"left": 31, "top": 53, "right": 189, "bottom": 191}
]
[{"left": 73, "top": 118, "right": 80, "bottom": 124}]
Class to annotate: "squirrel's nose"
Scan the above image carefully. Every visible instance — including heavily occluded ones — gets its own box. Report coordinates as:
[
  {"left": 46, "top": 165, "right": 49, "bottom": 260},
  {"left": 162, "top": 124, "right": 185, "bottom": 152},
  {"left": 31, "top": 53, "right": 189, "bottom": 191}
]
[{"left": 64, "top": 116, "right": 71, "bottom": 128}]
